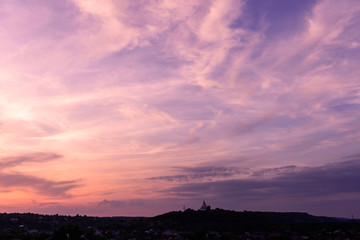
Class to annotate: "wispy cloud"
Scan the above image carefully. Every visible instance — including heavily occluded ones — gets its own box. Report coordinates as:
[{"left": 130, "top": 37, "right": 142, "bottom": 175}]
[
  {"left": 0, "top": 152, "right": 79, "bottom": 198},
  {"left": 98, "top": 199, "right": 126, "bottom": 208},
  {"left": 0, "top": 172, "right": 79, "bottom": 197},
  {"left": 148, "top": 166, "right": 245, "bottom": 182},
  {"left": 0, "top": 152, "right": 62, "bottom": 169}
]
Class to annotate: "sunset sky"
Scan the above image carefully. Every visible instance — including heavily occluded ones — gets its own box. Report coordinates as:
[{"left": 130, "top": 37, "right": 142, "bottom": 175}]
[{"left": 1, "top": 0, "right": 360, "bottom": 218}]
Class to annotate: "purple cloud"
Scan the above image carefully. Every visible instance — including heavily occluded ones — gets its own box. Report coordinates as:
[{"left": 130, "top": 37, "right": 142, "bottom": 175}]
[
  {"left": 0, "top": 172, "right": 80, "bottom": 197},
  {"left": 160, "top": 159, "right": 360, "bottom": 217},
  {"left": 148, "top": 166, "right": 244, "bottom": 182},
  {"left": 0, "top": 152, "right": 62, "bottom": 169},
  {"left": 98, "top": 199, "right": 126, "bottom": 208}
]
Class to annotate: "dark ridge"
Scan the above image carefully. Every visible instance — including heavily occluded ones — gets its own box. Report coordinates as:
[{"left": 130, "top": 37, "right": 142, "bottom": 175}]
[
  {"left": 155, "top": 208, "right": 336, "bottom": 223},
  {"left": 153, "top": 208, "right": 341, "bottom": 231},
  {"left": 0, "top": 210, "right": 358, "bottom": 239}
]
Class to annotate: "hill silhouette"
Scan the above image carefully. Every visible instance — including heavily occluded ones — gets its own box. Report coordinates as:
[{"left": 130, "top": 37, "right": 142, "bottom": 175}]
[
  {"left": 0, "top": 210, "right": 358, "bottom": 239},
  {"left": 153, "top": 208, "right": 340, "bottom": 231}
]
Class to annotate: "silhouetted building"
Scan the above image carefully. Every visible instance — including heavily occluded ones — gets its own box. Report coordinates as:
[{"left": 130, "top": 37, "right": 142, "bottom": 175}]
[{"left": 199, "top": 200, "right": 211, "bottom": 211}]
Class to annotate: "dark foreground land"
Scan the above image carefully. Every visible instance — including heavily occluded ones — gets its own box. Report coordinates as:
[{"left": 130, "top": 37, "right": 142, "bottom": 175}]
[{"left": 0, "top": 209, "right": 359, "bottom": 239}]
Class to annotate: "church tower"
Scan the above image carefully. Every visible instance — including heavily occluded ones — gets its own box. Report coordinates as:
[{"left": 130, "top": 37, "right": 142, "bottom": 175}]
[{"left": 199, "top": 200, "right": 210, "bottom": 211}]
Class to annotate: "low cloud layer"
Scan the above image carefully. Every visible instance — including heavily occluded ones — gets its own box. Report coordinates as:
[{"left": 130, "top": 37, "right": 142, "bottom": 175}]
[
  {"left": 0, "top": 152, "right": 79, "bottom": 197},
  {"left": 148, "top": 166, "right": 244, "bottom": 182},
  {"left": 161, "top": 160, "right": 360, "bottom": 211},
  {"left": 0, "top": 172, "right": 79, "bottom": 197},
  {"left": 0, "top": 152, "right": 62, "bottom": 169}
]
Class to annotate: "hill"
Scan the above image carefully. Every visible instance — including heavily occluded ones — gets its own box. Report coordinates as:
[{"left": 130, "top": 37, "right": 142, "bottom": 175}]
[
  {"left": 0, "top": 210, "right": 358, "bottom": 239},
  {"left": 153, "top": 208, "right": 340, "bottom": 231}
]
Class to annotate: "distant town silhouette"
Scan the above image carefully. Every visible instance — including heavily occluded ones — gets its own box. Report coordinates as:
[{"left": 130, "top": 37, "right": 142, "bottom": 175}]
[{"left": 0, "top": 203, "right": 359, "bottom": 239}]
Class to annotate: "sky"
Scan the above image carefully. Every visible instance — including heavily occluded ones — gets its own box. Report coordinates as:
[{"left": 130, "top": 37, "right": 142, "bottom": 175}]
[{"left": 0, "top": 0, "right": 360, "bottom": 218}]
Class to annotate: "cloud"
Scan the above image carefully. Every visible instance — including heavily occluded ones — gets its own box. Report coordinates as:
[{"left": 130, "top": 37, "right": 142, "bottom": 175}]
[
  {"left": 38, "top": 202, "right": 59, "bottom": 207},
  {"left": 252, "top": 165, "right": 299, "bottom": 177},
  {"left": 98, "top": 199, "right": 126, "bottom": 208},
  {"left": 0, "top": 152, "right": 62, "bottom": 169},
  {"left": 162, "top": 160, "right": 360, "bottom": 201},
  {"left": 0, "top": 152, "right": 78, "bottom": 198},
  {"left": 148, "top": 166, "right": 246, "bottom": 182},
  {"left": 97, "top": 199, "right": 155, "bottom": 211},
  {"left": 230, "top": 114, "right": 276, "bottom": 136},
  {"left": 0, "top": 172, "right": 80, "bottom": 197},
  {"left": 343, "top": 153, "right": 360, "bottom": 160},
  {"left": 329, "top": 103, "right": 360, "bottom": 113}
]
